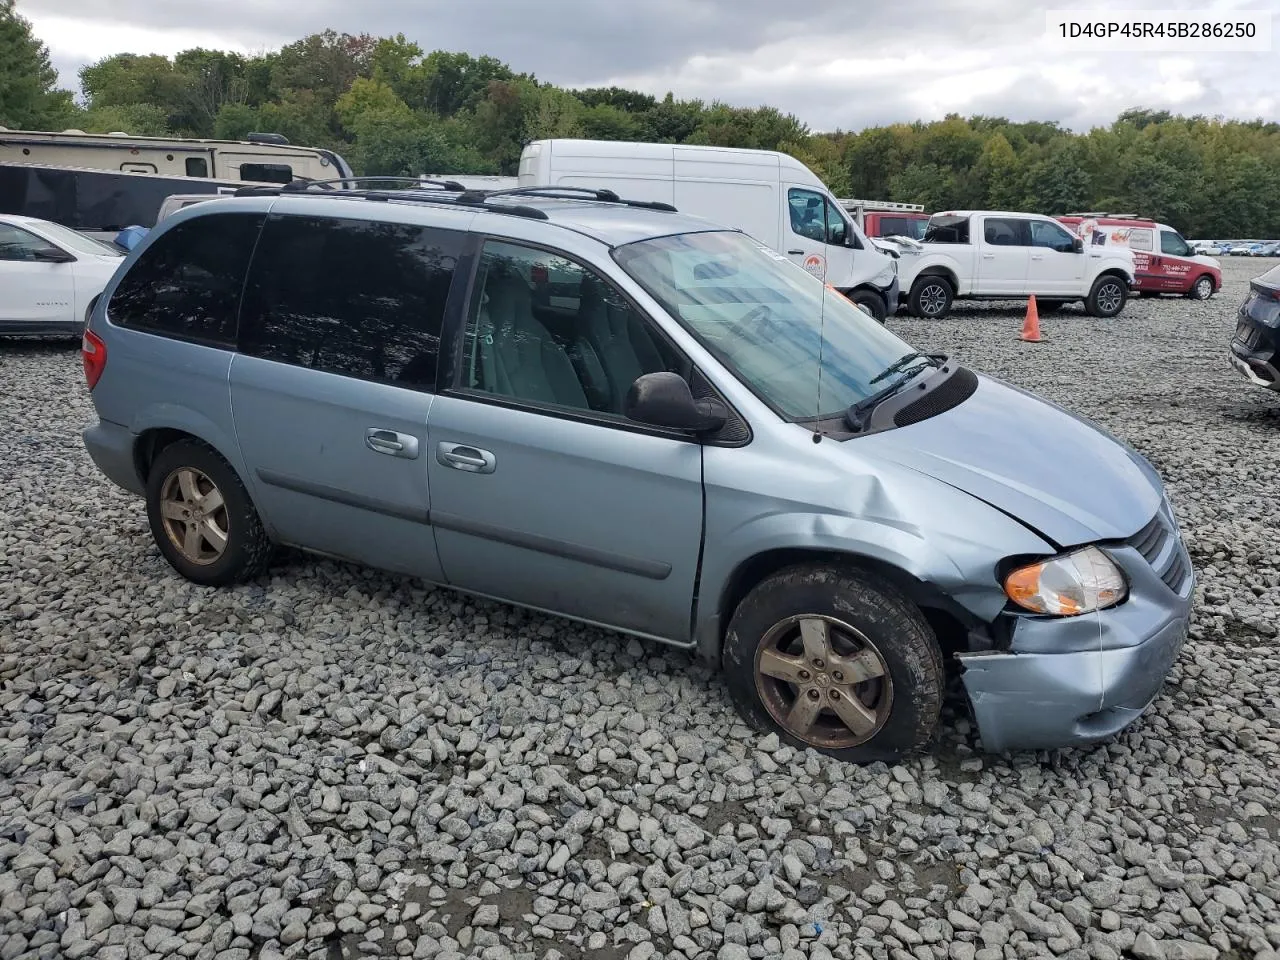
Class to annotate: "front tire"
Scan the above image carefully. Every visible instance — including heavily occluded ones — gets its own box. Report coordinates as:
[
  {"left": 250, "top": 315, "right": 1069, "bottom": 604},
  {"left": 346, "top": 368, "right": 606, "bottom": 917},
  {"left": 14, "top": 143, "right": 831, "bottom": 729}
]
[
  {"left": 145, "top": 440, "right": 273, "bottom": 586},
  {"left": 1189, "top": 275, "right": 1215, "bottom": 301},
  {"left": 847, "top": 289, "right": 887, "bottom": 323},
  {"left": 722, "top": 565, "right": 944, "bottom": 764},
  {"left": 1085, "top": 274, "right": 1128, "bottom": 318},
  {"left": 908, "top": 276, "right": 954, "bottom": 319}
]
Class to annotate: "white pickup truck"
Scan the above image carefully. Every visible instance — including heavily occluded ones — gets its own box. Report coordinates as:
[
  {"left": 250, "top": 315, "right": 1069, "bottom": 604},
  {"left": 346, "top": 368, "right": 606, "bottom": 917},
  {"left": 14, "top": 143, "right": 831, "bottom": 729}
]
[{"left": 896, "top": 210, "right": 1137, "bottom": 319}]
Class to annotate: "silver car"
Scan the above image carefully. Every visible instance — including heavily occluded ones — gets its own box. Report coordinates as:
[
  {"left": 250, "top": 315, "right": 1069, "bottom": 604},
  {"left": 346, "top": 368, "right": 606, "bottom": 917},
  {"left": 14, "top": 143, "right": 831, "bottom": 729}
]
[{"left": 80, "top": 185, "right": 1194, "bottom": 762}]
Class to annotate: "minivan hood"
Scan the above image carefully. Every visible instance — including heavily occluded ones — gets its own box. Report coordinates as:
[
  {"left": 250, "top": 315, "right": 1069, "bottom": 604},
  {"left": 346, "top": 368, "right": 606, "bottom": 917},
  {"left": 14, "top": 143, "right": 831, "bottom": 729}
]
[{"left": 858, "top": 374, "right": 1161, "bottom": 547}]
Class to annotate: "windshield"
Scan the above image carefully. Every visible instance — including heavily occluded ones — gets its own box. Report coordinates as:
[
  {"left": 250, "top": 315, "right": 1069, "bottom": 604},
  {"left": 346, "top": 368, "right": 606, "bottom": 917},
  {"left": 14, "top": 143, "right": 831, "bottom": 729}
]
[
  {"left": 613, "top": 230, "right": 922, "bottom": 420},
  {"left": 880, "top": 216, "right": 928, "bottom": 241},
  {"left": 31, "top": 220, "right": 124, "bottom": 257}
]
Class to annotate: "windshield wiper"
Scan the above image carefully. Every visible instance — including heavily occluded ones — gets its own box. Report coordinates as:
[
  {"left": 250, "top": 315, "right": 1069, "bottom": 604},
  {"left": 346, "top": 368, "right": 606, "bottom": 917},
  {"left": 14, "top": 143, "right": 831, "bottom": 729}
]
[
  {"left": 869, "top": 351, "right": 943, "bottom": 384},
  {"left": 846, "top": 354, "right": 947, "bottom": 432}
]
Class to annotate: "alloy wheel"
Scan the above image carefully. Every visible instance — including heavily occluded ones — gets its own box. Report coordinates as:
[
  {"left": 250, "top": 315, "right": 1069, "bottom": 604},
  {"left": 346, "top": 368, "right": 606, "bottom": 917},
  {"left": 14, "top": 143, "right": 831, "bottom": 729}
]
[
  {"left": 159, "top": 467, "right": 229, "bottom": 565},
  {"left": 1097, "top": 282, "right": 1124, "bottom": 314},
  {"left": 754, "top": 615, "right": 893, "bottom": 749},
  {"left": 919, "top": 284, "right": 948, "bottom": 316}
]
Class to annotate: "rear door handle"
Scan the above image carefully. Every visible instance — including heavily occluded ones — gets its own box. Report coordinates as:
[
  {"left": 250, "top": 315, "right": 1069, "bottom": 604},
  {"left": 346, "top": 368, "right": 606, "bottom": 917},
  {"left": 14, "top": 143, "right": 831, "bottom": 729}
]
[
  {"left": 436, "top": 442, "right": 496, "bottom": 474},
  {"left": 366, "top": 428, "right": 419, "bottom": 459}
]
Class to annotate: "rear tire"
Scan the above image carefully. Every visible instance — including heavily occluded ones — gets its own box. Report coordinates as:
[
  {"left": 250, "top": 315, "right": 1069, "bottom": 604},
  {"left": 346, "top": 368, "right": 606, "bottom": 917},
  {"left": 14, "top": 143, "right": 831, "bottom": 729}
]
[
  {"left": 1085, "top": 274, "right": 1128, "bottom": 318},
  {"left": 909, "top": 276, "right": 954, "bottom": 319},
  {"left": 1189, "top": 275, "right": 1215, "bottom": 300},
  {"left": 722, "top": 564, "right": 944, "bottom": 764},
  {"left": 847, "top": 289, "right": 887, "bottom": 323},
  {"left": 145, "top": 440, "right": 273, "bottom": 586}
]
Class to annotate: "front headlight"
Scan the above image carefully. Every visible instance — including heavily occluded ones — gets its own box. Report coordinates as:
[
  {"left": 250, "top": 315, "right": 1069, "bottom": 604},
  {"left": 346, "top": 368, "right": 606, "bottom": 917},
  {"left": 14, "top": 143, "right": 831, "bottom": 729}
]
[
  {"left": 872, "top": 264, "right": 896, "bottom": 286},
  {"left": 1003, "top": 546, "right": 1127, "bottom": 616}
]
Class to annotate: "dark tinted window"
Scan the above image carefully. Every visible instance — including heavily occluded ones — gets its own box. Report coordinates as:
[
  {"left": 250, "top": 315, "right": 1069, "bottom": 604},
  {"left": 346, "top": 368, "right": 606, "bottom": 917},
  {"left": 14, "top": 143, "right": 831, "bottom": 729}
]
[
  {"left": 879, "top": 216, "right": 927, "bottom": 240},
  {"left": 108, "top": 212, "right": 264, "bottom": 346},
  {"left": 240, "top": 163, "right": 292, "bottom": 184},
  {"left": 983, "top": 217, "right": 1029, "bottom": 246},
  {"left": 185, "top": 157, "right": 208, "bottom": 177},
  {"left": 238, "top": 214, "right": 461, "bottom": 390},
  {"left": 923, "top": 215, "right": 969, "bottom": 244}
]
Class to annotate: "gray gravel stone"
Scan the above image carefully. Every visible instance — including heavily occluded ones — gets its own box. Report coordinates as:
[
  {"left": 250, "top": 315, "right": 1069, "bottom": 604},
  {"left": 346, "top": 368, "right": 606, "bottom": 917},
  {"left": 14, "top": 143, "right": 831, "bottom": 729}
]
[{"left": 2, "top": 262, "right": 1278, "bottom": 960}]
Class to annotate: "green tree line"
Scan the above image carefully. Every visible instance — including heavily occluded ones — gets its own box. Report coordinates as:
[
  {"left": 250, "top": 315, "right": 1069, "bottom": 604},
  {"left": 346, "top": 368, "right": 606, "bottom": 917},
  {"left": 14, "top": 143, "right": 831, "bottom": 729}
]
[{"left": 3, "top": 3, "right": 1278, "bottom": 237}]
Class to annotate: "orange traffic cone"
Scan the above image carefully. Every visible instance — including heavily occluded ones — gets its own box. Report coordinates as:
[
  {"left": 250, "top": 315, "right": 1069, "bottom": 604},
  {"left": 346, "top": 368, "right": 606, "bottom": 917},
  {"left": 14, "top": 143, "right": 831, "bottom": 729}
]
[{"left": 1020, "top": 295, "right": 1043, "bottom": 342}]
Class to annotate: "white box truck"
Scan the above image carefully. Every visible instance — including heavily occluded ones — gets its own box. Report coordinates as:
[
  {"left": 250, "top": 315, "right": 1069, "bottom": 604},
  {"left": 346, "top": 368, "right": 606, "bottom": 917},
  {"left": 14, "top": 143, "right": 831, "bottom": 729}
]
[{"left": 517, "top": 139, "right": 900, "bottom": 320}]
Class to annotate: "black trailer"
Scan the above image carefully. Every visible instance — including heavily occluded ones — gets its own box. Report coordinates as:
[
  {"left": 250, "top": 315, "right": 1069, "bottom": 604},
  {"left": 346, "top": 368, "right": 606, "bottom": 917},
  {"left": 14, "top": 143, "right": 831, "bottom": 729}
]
[{"left": 0, "top": 162, "right": 243, "bottom": 232}]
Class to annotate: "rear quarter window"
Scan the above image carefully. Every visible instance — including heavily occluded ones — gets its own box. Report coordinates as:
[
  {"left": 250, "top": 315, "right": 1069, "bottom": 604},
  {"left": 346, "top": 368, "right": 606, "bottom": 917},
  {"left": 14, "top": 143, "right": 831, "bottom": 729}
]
[
  {"left": 236, "top": 214, "right": 463, "bottom": 391},
  {"left": 107, "top": 212, "right": 265, "bottom": 347}
]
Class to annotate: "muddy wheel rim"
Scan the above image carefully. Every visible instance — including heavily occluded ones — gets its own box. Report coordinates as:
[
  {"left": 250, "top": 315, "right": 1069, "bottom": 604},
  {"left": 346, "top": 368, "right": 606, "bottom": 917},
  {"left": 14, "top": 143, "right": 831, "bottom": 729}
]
[
  {"left": 1194, "top": 277, "right": 1213, "bottom": 300},
  {"left": 919, "top": 284, "right": 948, "bottom": 316},
  {"left": 754, "top": 614, "right": 893, "bottom": 750},
  {"left": 1097, "top": 283, "right": 1123, "bottom": 314},
  {"left": 159, "top": 467, "right": 229, "bottom": 565}
]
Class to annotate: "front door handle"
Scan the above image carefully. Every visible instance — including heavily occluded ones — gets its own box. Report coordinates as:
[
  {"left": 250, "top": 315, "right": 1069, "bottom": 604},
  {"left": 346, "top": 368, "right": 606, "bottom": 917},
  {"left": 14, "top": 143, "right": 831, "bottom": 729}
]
[
  {"left": 366, "top": 428, "right": 419, "bottom": 459},
  {"left": 982, "top": 253, "right": 996, "bottom": 259},
  {"left": 436, "top": 442, "right": 496, "bottom": 474},
  {"left": 1031, "top": 254, "right": 1045, "bottom": 260},
  {"left": 787, "top": 249, "right": 804, "bottom": 255}
]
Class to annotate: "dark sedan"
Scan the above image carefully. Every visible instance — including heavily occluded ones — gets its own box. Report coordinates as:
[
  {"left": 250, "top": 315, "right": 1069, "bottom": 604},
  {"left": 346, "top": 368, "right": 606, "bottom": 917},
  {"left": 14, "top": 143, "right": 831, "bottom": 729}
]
[{"left": 1230, "top": 263, "right": 1280, "bottom": 392}]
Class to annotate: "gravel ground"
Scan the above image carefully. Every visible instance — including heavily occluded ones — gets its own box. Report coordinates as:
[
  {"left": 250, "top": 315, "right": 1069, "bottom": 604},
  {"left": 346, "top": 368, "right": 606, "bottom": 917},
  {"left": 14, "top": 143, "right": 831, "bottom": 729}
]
[{"left": 1, "top": 257, "right": 1278, "bottom": 960}]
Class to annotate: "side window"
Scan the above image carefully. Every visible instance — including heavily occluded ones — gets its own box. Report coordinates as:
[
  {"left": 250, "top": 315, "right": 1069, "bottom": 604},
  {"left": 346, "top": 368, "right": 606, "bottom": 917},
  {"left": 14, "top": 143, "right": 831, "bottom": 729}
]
[
  {"left": 1160, "top": 230, "right": 1191, "bottom": 257},
  {"left": 185, "top": 158, "right": 209, "bottom": 178},
  {"left": 240, "top": 163, "right": 293, "bottom": 184},
  {"left": 788, "top": 189, "right": 829, "bottom": 243},
  {"left": 461, "top": 240, "right": 685, "bottom": 418},
  {"left": 923, "top": 216, "right": 969, "bottom": 244},
  {"left": 1029, "top": 220, "right": 1078, "bottom": 252},
  {"left": 1128, "top": 229, "right": 1154, "bottom": 252},
  {"left": 0, "top": 223, "right": 50, "bottom": 261},
  {"left": 983, "top": 218, "right": 1029, "bottom": 246},
  {"left": 238, "top": 214, "right": 461, "bottom": 391},
  {"left": 107, "top": 213, "right": 264, "bottom": 346}
]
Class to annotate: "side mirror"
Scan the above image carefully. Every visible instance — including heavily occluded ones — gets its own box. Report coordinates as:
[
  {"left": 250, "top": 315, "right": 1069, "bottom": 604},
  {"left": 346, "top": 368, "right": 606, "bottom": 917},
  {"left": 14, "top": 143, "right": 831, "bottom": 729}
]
[
  {"left": 33, "top": 246, "right": 75, "bottom": 263},
  {"left": 625, "top": 372, "right": 728, "bottom": 434},
  {"left": 1073, "top": 237, "right": 1084, "bottom": 253}
]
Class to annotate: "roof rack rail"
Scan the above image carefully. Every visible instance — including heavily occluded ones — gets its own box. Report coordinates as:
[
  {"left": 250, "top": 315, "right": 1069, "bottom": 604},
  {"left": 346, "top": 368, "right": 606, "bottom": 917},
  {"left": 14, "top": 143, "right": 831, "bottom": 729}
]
[
  {"left": 456, "top": 184, "right": 678, "bottom": 213},
  {"left": 226, "top": 179, "right": 676, "bottom": 222}
]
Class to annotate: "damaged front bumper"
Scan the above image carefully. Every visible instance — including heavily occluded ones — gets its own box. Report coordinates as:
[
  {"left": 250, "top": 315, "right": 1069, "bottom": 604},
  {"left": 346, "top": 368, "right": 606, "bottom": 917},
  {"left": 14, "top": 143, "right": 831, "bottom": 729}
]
[{"left": 956, "top": 506, "right": 1195, "bottom": 754}]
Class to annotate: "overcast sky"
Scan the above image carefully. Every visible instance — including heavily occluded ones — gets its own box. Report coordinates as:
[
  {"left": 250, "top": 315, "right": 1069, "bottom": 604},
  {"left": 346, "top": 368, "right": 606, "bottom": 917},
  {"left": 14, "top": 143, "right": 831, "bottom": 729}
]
[{"left": 15, "top": 0, "right": 1279, "bottom": 134}]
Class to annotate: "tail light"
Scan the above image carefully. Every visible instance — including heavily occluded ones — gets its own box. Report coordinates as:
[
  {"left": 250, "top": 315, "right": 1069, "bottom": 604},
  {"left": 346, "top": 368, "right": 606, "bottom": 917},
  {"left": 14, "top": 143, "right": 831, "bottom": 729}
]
[{"left": 82, "top": 330, "right": 107, "bottom": 390}]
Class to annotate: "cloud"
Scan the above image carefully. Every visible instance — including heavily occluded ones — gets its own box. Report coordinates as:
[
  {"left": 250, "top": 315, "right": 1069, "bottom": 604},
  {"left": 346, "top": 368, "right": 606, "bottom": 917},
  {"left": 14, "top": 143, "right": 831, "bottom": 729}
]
[{"left": 15, "top": 0, "right": 1279, "bottom": 132}]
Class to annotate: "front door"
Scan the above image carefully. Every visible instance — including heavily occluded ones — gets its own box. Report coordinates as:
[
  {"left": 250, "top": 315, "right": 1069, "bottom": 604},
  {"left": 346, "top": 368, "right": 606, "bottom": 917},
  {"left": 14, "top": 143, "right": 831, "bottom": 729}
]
[
  {"left": 975, "top": 217, "right": 1031, "bottom": 295},
  {"left": 1158, "top": 229, "right": 1196, "bottom": 292},
  {"left": 784, "top": 187, "right": 855, "bottom": 285},
  {"left": 0, "top": 223, "right": 75, "bottom": 326},
  {"left": 1027, "top": 219, "right": 1085, "bottom": 295},
  {"left": 230, "top": 210, "right": 465, "bottom": 579},
  {"left": 427, "top": 237, "right": 705, "bottom": 642}
]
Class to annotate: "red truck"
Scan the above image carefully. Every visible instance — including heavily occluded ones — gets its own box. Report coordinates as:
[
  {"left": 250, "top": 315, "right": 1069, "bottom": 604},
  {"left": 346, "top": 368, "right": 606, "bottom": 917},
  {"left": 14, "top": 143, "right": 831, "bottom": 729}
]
[
  {"left": 1056, "top": 213, "right": 1222, "bottom": 300},
  {"left": 841, "top": 199, "right": 930, "bottom": 240}
]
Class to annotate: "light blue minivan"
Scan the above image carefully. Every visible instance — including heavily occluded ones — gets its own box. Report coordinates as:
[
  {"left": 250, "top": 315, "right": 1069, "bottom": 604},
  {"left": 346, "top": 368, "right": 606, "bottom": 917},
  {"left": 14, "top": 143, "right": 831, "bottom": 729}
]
[{"left": 80, "top": 183, "right": 1194, "bottom": 762}]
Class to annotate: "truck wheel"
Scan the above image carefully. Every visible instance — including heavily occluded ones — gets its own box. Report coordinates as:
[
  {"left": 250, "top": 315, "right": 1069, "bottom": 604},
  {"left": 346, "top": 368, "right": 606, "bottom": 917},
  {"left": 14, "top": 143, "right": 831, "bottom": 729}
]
[
  {"left": 722, "top": 564, "right": 944, "bottom": 764},
  {"left": 1189, "top": 275, "right": 1215, "bottom": 300},
  {"left": 145, "top": 439, "right": 273, "bottom": 586},
  {"left": 847, "top": 289, "right": 887, "bottom": 322},
  {"left": 909, "top": 276, "right": 953, "bottom": 319},
  {"left": 1085, "top": 275, "right": 1128, "bottom": 318}
]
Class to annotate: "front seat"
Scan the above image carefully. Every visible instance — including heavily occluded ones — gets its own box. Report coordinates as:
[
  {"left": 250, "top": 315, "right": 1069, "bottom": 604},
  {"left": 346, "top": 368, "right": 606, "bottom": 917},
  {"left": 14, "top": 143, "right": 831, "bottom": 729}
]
[
  {"left": 573, "top": 276, "right": 666, "bottom": 412},
  {"left": 478, "top": 271, "right": 588, "bottom": 409}
]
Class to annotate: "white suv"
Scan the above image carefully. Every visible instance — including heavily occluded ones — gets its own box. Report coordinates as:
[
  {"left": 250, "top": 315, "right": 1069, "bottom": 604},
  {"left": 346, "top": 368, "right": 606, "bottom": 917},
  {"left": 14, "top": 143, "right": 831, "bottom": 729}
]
[
  {"left": 0, "top": 213, "right": 125, "bottom": 337},
  {"left": 896, "top": 210, "right": 1137, "bottom": 319}
]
